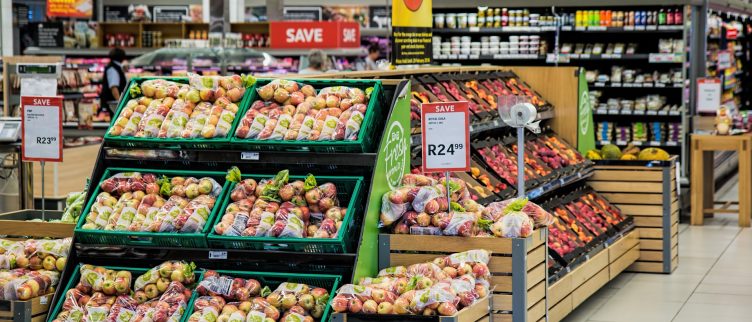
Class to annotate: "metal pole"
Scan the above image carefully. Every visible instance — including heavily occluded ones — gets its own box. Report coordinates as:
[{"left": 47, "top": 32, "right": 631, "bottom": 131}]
[
  {"left": 517, "top": 127, "right": 525, "bottom": 197},
  {"left": 445, "top": 171, "right": 451, "bottom": 206},
  {"left": 40, "top": 160, "right": 45, "bottom": 220}
]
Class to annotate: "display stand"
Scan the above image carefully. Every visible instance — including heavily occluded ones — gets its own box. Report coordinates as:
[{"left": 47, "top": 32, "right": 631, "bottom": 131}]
[
  {"left": 690, "top": 134, "right": 752, "bottom": 227},
  {"left": 0, "top": 295, "right": 52, "bottom": 322},
  {"left": 379, "top": 230, "right": 546, "bottom": 322},
  {"left": 589, "top": 158, "right": 679, "bottom": 273},
  {"left": 0, "top": 209, "right": 73, "bottom": 238},
  {"left": 332, "top": 297, "right": 491, "bottom": 322},
  {"left": 41, "top": 77, "right": 413, "bottom": 322},
  {"left": 547, "top": 229, "right": 639, "bottom": 322}
]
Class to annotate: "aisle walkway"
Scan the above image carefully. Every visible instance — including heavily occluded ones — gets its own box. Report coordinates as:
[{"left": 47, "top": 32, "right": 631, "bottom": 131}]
[{"left": 563, "top": 180, "right": 750, "bottom": 322}]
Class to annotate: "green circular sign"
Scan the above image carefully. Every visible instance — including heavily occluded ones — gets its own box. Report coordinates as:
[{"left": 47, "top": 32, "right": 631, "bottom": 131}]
[{"left": 382, "top": 121, "right": 408, "bottom": 190}]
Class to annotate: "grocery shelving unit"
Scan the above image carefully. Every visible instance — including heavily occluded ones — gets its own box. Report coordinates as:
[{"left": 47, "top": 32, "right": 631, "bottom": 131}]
[
  {"left": 431, "top": 4, "right": 689, "bottom": 172},
  {"left": 47, "top": 77, "right": 413, "bottom": 319}
]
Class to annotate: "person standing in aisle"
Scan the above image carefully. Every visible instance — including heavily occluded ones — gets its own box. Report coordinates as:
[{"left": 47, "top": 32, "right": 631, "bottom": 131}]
[
  {"left": 99, "top": 47, "right": 127, "bottom": 118},
  {"left": 299, "top": 49, "right": 329, "bottom": 74},
  {"left": 365, "top": 44, "right": 381, "bottom": 70}
]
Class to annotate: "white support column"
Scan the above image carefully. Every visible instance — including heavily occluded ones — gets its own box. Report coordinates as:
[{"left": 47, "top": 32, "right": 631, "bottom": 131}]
[
  {"left": 203, "top": 0, "right": 211, "bottom": 23},
  {"left": 1, "top": 0, "right": 13, "bottom": 56}
]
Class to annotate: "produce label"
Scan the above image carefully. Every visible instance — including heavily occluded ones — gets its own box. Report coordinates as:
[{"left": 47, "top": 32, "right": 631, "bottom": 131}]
[
  {"left": 21, "top": 96, "right": 63, "bottom": 162},
  {"left": 421, "top": 101, "right": 470, "bottom": 172}
]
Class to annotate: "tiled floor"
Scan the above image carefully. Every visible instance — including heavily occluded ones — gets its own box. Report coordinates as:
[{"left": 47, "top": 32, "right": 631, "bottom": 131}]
[{"left": 563, "top": 179, "right": 750, "bottom": 322}]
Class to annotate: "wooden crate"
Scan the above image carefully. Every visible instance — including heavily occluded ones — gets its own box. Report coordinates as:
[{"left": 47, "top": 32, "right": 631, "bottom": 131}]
[
  {"left": 589, "top": 158, "right": 679, "bottom": 273},
  {"left": 330, "top": 296, "right": 490, "bottom": 322},
  {"left": 0, "top": 210, "right": 73, "bottom": 238},
  {"left": 544, "top": 230, "right": 639, "bottom": 322},
  {"left": 379, "top": 229, "right": 547, "bottom": 322},
  {"left": 0, "top": 294, "right": 52, "bottom": 322}
]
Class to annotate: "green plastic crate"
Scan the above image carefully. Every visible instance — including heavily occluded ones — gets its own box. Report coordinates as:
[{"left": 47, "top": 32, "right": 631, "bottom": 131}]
[
  {"left": 75, "top": 168, "right": 230, "bottom": 248},
  {"left": 103, "top": 76, "right": 256, "bottom": 150},
  {"left": 230, "top": 78, "right": 384, "bottom": 153},
  {"left": 47, "top": 264, "right": 204, "bottom": 322},
  {"left": 207, "top": 174, "right": 364, "bottom": 253},
  {"left": 183, "top": 270, "right": 340, "bottom": 322}
]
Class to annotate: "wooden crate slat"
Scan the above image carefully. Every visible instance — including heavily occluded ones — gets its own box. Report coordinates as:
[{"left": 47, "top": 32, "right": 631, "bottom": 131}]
[
  {"left": 527, "top": 263, "right": 546, "bottom": 290},
  {"left": 489, "top": 256, "right": 513, "bottom": 273},
  {"left": 639, "top": 239, "right": 664, "bottom": 250},
  {"left": 0, "top": 220, "right": 73, "bottom": 238},
  {"left": 590, "top": 170, "right": 663, "bottom": 182},
  {"left": 617, "top": 204, "right": 664, "bottom": 216},
  {"left": 490, "top": 275, "right": 513, "bottom": 293},
  {"left": 527, "top": 297, "right": 546, "bottom": 322},
  {"left": 572, "top": 267, "right": 609, "bottom": 308},
  {"left": 608, "top": 230, "right": 639, "bottom": 260},
  {"left": 638, "top": 250, "right": 664, "bottom": 261},
  {"left": 386, "top": 234, "right": 513, "bottom": 253},
  {"left": 446, "top": 296, "right": 490, "bottom": 322},
  {"left": 570, "top": 249, "right": 609, "bottom": 288},
  {"left": 492, "top": 313, "right": 512, "bottom": 322},
  {"left": 473, "top": 315, "right": 491, "bottom": 322},
  {"left": 600, "top": 193, "right": 663, "bottom": 204},
  {"left": 592, "top": 165, "right": 662, "bottom": 171},
  {"left": 627, "top": 261, "right": 664, "bottom": 272},
  {"left": 388, "top": 253, "right": 440, "bottom": 267},
  {"left": 633, "top": 216, "right": 663, "bottom": 227},
  {"left": 589, "top": 181, "right": 665, "bottom": 193},
  {"left": 609, "top": 244, "right": 640, "bottom": 280},
  {"left": 527, "top": 281, "right": 546, "bottom": 309},
  {"left": 492, "top": 294, "right": 511, "bottom": 312},
  {"left": 639, "top": 223, "right": 678, "bottom": 239},
  {"left": 548, "top": 274, "right": 572, "bottom": 307},
  {"left": 527, "top": 244, "right": 546, "bottom": 271},
  {"left": 548, "top": 294, "right": 573, "bottom": 322}
]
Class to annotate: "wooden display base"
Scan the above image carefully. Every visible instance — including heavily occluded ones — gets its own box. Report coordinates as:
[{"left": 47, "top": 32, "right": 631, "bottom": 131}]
[
  {"left": 331, "top": 296, "right": 491, "bottom": 322},
  {"left": 0, "top": 294, "right": 52, "bottom": 322},
  {"left": 379, "top": 229, "right": 547, "bottom": 322},
  {"left": 589, "top": 158, "right": 679, "bottom": 273},
  {"left": 547, "top": 230, "right": 640, "bottom": 322},
  {"left": 0, "top": 210, "right": 73, "bottom": 238}
]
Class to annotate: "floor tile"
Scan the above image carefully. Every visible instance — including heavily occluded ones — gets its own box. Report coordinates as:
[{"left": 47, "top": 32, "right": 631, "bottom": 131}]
[{"left": 587, "top": 297, "right": 683, "bottom": 322}]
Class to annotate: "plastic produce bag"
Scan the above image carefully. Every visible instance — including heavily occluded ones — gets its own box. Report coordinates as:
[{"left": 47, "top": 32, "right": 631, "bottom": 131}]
[
  {"left": 134, "top": 261, "right": 196, "bottom": 292},
  {"left": 105, "top": 295, "right": 139, "bottom": 322}
]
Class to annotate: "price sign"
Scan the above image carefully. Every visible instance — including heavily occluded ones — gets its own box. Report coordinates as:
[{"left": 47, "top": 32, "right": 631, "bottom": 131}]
[
  {"left": 421, "top": 102, "right": 470, "bottom": 173},
  {"left": 697, "top": 78, "right": 722, "bottom": 113},
  {"left": 21, "top": 96, "right": 63, "bottom": 162}
]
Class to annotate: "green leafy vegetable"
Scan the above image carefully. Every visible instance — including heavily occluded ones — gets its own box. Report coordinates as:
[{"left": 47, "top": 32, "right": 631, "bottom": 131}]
[{"left": 226, "top": 166, "right": 242, "bottom": 183}]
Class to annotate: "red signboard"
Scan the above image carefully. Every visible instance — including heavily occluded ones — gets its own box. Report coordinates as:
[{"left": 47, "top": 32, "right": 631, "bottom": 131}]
[
  {"left": 421, "top": 101, "right": 470, "bottom": 173},
  {"left": 269, "top": 21, "right": 360, "bottom": 49},
  {"left": 21, "top": 96, "right": 63, "bottom": 162},
  {"left": 726, "top": 27, "right": 739, "bottom": 40},
  {"left": 47, "top": 0, "right": 93, "bottom": 18}
]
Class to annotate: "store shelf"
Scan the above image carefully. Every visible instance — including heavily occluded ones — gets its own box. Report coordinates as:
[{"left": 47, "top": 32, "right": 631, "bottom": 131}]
[
  {"left": 24, "top": 47, "right": 153, "bottom": 56},
  {"left": 526, "top": 167, "right": 594, "bottom": 200},
  {"left": 433, "top": 53, "right": 545, "bottom": 60},
  {"left": 597, "top": 140, "right": 681, "bottom": 148},
  {"left": 433, "top": 26, "right": 557, "bottom": 34},
  {"left": 593, "top": 109, "right": 682, "bottom": 116},
  {"left": 589, "top": 82, "right": 684, "bottom": 89},
  {"left": 361, "top": 28, "right": 389, "bottom": 37},
  {"left": 561, "top": 25, "right": 684, "bottom": 32}
]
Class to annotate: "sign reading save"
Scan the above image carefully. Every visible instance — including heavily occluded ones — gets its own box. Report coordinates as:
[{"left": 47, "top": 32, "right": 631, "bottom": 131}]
[
  {"left": 269, "top": 21, "right": 360, "bottom": 48},
  {"left": 21, "top": 96, "right": 63, "bottom": 162},
  {"left": 421, "top": 101, "right": 470, "bottom": 173}
]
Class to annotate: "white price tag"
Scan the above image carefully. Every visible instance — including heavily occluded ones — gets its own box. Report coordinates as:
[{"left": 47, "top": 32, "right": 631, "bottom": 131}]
[
  {"left": 241, "top": 152, "right": 260, "bottom": 160},
  {"left": 421, "top": 102, "right": 470, "bottom": 172},
  {"left": 697, "top": 78, "right": 722, "bottom": 113},
  {"left": 21, "top": 96, "right": 62, "bottom": 162},
  {"left": 209, "top": 250, "right": 228, "bottom": 259}
]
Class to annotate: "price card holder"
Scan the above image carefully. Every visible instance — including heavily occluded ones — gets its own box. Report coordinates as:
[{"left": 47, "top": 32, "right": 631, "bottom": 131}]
[
  {"left": 21, "top": 96, "right": 63, "bottom": 162},
  {"left": 420, "top": 101, "right": 470, "bottom": 173}
]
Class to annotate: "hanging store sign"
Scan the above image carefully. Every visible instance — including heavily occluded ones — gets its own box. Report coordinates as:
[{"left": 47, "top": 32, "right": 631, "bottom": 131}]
[
  {"left": 269, "top": 21, "right": 360, "bottom": 48},
  {"left": 46, "top": 0, "right": 93, "bottom": 18},
  {"left": 391, "top": 0, "right": 432, "bottom": 65}
]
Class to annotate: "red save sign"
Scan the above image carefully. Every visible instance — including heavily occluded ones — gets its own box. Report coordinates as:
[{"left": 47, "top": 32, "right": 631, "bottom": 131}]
[
  {"left": 269, "top": 21, "right": 360, "bottom": 49},
  {"left": 421, "top": 101, "right": 470, "bottom": 173},
  {"left": 20, "top": 96, "right": 63, "bottom": 162}
]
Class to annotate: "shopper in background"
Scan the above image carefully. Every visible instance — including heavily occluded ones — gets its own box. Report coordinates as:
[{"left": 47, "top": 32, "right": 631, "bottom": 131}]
[
  {"left": 299, "top": 49, "right": 328, "bottom": 75},
  {"left": 100, "top": 47, "right": 127, "bottom": 117},
  {"left": 365, "top": 44, "right": 381, "bottom": 70}
]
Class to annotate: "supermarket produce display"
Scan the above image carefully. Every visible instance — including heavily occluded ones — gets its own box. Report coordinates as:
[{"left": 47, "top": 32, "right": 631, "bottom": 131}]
[
  {"left": 0, "top": 238, "right": 71, "bottom": 300},
  {"left": 28, "top": 66, "right": 645, "bottom": 322}
]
